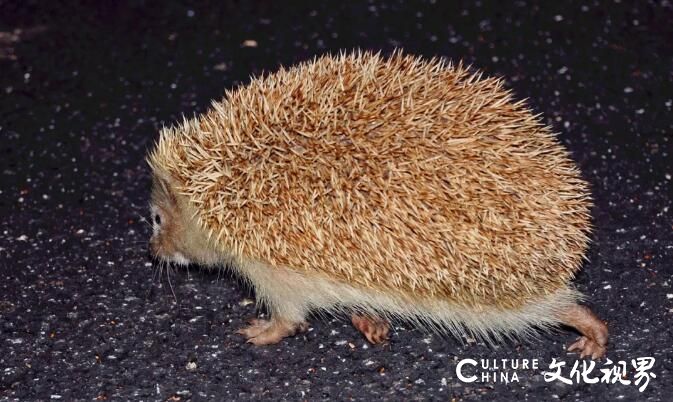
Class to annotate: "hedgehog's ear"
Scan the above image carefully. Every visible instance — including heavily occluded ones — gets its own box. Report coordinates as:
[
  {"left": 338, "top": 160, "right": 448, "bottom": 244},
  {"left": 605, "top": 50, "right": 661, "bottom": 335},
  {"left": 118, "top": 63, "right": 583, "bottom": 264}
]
[
  {"left": 152, "top": 172, "right": 178, "bottom": 205},
  {"left": 156, "top": 174, "right": 170, "bottom": 194}
]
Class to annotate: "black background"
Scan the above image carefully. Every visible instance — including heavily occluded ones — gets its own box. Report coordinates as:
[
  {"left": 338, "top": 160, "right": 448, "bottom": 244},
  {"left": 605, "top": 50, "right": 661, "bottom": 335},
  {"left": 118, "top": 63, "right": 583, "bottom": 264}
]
[{"left": 1, "top": 0, "right": 671, "bottom": 400}]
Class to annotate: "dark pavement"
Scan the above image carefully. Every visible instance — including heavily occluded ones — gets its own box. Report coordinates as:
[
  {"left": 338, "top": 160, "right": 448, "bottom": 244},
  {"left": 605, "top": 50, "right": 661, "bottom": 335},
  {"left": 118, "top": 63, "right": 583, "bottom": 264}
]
[{"left": 1, "top": 1, "right": 672, "bottom": 400}]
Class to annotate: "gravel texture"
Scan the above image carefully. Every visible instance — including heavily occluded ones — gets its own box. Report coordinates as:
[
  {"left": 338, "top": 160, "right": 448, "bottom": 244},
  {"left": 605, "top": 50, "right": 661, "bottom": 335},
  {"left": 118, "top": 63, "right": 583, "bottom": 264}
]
[{"left": 1, "top": 1, "right": 672, "bottom": 400}]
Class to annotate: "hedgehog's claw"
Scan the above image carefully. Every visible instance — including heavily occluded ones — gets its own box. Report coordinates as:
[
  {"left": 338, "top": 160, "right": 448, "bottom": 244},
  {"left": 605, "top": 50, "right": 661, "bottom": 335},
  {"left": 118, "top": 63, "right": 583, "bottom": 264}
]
[
  {"left": 236, "top": 318, "right": 273, "bottom": 338},
  {"left": 237, "top": 318, "right": 308, "bottom": 345},
  {"left": 351, "top": 314, "right": 390, "bottom": 345},
  {"left": 568, "top": 336, "right": 606, "bottom": 360}
]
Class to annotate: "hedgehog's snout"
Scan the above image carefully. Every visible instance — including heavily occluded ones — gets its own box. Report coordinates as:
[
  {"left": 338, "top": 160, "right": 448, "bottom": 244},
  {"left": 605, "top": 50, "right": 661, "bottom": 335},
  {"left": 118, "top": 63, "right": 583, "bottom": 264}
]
[
  {"left": 148, "top": 205, "right": 169, "bottom": 258},
  {"left": 149, "top": 236, "right": 161, "bottom": 257},
  {"left": 148, "top": 225, "right": 170, "bottom": 259},
  {"left": 149, "top": 230, "right": 173, "bottom": 259},
  {"left": 149, "top": 236, "right": 191, "bottom": 266},
  {"left": 148, "top": 218, "right": 185, "bottom": 264}
]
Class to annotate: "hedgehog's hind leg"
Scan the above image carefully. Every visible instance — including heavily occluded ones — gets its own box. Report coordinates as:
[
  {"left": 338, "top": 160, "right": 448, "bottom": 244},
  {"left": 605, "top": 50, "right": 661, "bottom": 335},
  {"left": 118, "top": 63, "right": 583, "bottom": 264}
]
[
  {"left": 557, "top": 304, "right": 608, "bottom": 360},
  {"left": 351, "top": 315, "right": 390, "bottom": 344}
]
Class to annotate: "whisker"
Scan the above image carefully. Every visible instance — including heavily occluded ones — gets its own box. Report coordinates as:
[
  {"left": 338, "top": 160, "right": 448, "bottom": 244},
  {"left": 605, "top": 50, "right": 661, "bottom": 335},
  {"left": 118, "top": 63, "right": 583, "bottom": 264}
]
[
  {"left": 152, "top": 261, "right": 160, "bottom": 282},
  {"left": 138, "top": 215, "right": 153, "bottom": 230},
  {"left": 166, "top": 262, "right": 178, "bottom": 303},
  {"left": 122, "top": 240, "right": 150, "bottom": 246},
  {"left": 127, "top": 203, "right": 154, "bottom": 229}
]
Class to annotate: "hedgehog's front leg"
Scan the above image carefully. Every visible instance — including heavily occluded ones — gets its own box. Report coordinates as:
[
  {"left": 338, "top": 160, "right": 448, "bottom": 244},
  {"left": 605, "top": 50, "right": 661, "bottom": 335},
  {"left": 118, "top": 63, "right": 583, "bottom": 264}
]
[
  {"left": 235, "top": 260, "right": 310, "bottom": 345},
  {"left": 237, "top": 317, "right": 308, "bottom": 345},
  {"left": 557, "top": 304, "right": 608, "bottom": 360}
]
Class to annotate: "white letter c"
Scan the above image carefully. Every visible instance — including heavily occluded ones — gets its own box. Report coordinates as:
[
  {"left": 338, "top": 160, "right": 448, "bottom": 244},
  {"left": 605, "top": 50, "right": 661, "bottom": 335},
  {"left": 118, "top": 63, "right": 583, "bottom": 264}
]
[{"left": 456, "top": 359, "right": 477, "bottom": 383}]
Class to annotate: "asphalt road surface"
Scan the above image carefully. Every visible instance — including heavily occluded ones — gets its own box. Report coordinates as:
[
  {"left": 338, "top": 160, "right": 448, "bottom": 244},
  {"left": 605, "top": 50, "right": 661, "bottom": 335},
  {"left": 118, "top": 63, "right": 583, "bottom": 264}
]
[{"left": 1, "top": 1, "right": 672, "bottom": 400}]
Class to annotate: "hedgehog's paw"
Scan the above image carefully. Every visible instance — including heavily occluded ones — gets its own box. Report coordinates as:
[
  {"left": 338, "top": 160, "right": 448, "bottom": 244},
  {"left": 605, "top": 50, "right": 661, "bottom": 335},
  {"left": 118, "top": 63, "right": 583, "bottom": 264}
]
[
  {"left": 236, "top": 318, "right": 273, "bottom": 338},
  {"left": 558, "top": 304, "right": 608, "bottom": 360},
  {"left": 568, "top": 336, "right": 606, "bottom": 360},
  {"left": 351, "top": 315, "right": 390, "bottom": 345},
  {"left": 237, "top": 318, "right": 308, "bottom": 345}
]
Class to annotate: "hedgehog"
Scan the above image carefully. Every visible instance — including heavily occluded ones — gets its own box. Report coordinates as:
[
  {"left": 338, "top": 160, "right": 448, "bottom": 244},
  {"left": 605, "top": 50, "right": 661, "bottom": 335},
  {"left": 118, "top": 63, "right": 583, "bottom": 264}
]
[{"left": 147, "top": 51, "right": 608, "bottom": 359}]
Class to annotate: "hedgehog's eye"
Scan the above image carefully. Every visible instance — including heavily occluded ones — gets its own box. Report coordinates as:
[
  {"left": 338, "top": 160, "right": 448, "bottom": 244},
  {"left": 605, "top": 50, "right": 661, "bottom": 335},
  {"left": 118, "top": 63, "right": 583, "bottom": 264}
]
[{"left": 154, "top": 213, "right": 161, "bottom": 226}]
